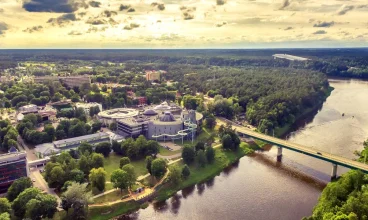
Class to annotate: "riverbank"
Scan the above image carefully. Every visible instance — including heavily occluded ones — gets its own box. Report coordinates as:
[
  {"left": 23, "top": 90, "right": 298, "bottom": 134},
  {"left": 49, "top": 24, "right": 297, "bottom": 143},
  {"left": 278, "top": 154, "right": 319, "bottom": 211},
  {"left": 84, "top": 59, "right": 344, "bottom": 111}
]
[
  {"left": 274, "top": 86, "right": 334, "bottom": 138},
  {"left": 154, "top": 142, "right": 255, "bottom": 202},
  {"left": 88, "top": 142, "right": 256, "bottom": 219}
]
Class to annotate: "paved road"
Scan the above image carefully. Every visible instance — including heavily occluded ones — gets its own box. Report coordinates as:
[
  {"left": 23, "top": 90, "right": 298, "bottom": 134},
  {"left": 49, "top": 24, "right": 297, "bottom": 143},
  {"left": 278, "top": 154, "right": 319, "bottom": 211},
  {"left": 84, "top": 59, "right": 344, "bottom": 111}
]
[
  {"left": 217, "top": 118, "right": 368, "bottom": 172},
  {"left": 29, "top": 167, "right": 62, "bottom": 207}
]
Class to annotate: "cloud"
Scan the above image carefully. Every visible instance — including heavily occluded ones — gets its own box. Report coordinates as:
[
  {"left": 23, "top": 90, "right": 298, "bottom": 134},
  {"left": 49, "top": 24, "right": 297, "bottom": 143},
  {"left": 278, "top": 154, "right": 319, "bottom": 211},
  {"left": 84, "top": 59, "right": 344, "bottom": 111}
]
[
  {"left": 127, "top": 8, "right": 135, "bottom": 12},
  {"left": 88, "top": 1, "right": 101, "bottom": 8},
  {"left": 68, "top": 30, "right": 83, "bottom": 35},
  {"left": 336, "top": 5, "right": 354, "bottom": 15},
  {"left": 86, "top": 17, "right": 107, "bottom": 25},
  {"left": 216, "top": 0, "right": 226, "bottom": 6},
  {"left": 180, "top": 6, "right": 196, "bottom": 20},
  {"left": 151, "top": 2, "right": 165, "bottom": 11},
  {"left": 124, "top": 23, "right": 140, "bottom": 30},
  {"left": 101, "top": 10, "right": 117, "bottom": 18},
  {"left": 313, "top": 30, "right": 327, "bottom": 34},
  {"left": 215, "top": 21, "right": 227, "bottom": 27},
  {"left": 87, "top": 26, "right": 107, "bottom": 33},
  {"left": 47, "top": 13, "right": 77, "bottom": 26},
  {"left": 119, "top": 4, "right": 130, "bottom": 11},
  {"left": 0, "top": 22, "right": 8, "bottom": 35},
  {"left": 284, "top": 26, "right": 293, "bottom": 30},
  {"left": 279, "top": 0, "right": 290, "bottom": 10},
  {"left": 0, "top": 8, "right": 4, "bottom": 13},
  {"left": 23, "top": 25, "right": 43, "bottom": 33},
  {"left": 313, "top": 21, "right": 335, "bottom": 28},
  {"left": 22, "top": 0, "right": 88, "bottom": 13}
]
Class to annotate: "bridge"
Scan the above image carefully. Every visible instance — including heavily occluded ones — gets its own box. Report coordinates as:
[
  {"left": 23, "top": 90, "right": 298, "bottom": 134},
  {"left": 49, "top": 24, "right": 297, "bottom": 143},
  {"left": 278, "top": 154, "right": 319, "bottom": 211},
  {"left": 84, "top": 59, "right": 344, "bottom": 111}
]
[{"left": 217, "top": 118, "right": 368, "bottom": 179}]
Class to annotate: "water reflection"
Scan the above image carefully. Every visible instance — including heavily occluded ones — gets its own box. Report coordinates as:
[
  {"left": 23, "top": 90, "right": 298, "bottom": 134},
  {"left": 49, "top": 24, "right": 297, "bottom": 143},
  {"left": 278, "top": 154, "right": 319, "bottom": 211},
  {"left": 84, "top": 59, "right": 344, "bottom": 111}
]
[
  {"left": 170, "top": 194, "right": 181, "bottom": 215},
  {"left": 181, "top": 185, "right": 195, "bottom": 199}
]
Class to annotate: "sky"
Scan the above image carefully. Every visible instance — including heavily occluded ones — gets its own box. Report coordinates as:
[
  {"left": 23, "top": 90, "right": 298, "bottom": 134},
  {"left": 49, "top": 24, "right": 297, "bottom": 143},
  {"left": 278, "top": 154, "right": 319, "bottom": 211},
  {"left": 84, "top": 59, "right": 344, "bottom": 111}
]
[{"left": 0, "top": 0, "right": 367, "bottom": 49}]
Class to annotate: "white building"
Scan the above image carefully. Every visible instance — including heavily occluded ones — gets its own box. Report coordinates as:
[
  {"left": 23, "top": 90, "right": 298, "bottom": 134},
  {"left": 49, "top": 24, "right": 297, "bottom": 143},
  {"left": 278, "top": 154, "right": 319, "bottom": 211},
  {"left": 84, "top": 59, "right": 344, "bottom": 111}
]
[{"left": 76, "top": 102, "right": 102, "bottom": 115}]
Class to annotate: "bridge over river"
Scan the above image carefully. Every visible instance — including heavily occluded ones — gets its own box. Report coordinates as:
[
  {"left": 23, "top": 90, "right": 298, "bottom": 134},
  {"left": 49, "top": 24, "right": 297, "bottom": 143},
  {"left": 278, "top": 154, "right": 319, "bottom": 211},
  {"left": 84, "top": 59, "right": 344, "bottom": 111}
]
[{"left": 217, "top": 118, "right": 368, "bottom": 179}]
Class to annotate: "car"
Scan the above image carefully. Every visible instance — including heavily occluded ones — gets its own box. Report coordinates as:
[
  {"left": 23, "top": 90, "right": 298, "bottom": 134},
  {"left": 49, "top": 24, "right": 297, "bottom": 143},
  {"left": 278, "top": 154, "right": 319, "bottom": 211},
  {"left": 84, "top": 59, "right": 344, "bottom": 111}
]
[
  {"left": 317, "top": 152, "right": 322, "bottom": 155},
  {"left": 32, "top": 178, "right": 36, "bottom": 182},
  {"left": 39, "top": 169, "right": 44, "bottom": 173}
]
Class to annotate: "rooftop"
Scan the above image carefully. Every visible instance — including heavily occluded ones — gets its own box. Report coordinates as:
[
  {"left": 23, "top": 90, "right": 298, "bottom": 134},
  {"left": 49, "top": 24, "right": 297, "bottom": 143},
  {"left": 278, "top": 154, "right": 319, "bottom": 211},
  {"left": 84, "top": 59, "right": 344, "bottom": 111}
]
[
  {"left": 0, "top": 152, "right": 27, "bottom": 164},
  {"left": 53, "top": 132, "right": 109, "bottom": 147}
]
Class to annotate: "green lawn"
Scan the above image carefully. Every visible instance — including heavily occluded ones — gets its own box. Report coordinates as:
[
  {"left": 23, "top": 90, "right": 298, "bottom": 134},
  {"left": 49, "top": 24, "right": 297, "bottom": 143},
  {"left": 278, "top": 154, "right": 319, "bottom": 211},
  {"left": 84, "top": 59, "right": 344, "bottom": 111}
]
[
  {"left": 155, "top": 142, "right": 254, "bottom": 201},
  {"left": 103, "top": 153, "right": 148, "bottom": 181},
  {"left": 93, "top": 190, "right": 129, "bottom": 204},
  {"left": 159, "top": 146, "right": 181, "bottom": 156},
  {"left": 89, "top": 201, "right": 141, "bottom": 220},
  {"left": 179, "top": 127, "right": 217, "bottom": 147}
]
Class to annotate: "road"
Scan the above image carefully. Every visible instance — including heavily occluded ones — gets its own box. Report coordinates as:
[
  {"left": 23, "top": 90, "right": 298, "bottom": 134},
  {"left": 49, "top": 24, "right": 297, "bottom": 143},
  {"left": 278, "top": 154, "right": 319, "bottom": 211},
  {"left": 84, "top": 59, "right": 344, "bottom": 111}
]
[
  {"left": 217, "top": 118, "right": 368, "bottom": 172},
  {"left": 29, "top": 167, "right": 62, "bottom": 207}
]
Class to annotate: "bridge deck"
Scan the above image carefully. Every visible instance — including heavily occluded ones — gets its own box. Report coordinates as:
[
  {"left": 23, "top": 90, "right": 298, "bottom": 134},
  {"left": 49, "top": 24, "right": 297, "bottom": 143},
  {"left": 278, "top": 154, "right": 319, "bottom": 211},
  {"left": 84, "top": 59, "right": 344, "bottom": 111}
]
[{"left": 218, "top": 118, "right": 368, "bottom": 173}]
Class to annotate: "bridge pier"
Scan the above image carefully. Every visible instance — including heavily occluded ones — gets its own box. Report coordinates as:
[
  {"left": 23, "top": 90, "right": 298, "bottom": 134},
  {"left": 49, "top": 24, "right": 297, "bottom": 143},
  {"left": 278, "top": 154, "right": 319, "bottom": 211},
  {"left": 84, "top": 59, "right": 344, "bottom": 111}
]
[
  {"left": 277, "top": 146, "right": 283, "bottom": 162},
  {"left": 331, "top": 164, "right": 338, "bottom": 180}
]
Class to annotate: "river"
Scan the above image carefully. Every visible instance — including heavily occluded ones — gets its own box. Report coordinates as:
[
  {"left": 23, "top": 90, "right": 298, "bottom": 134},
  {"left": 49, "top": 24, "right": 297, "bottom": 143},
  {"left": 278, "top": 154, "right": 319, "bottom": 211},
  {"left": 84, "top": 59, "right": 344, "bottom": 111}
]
[{"left": 121, "top": 78, "right": 368, "bottom": 220}]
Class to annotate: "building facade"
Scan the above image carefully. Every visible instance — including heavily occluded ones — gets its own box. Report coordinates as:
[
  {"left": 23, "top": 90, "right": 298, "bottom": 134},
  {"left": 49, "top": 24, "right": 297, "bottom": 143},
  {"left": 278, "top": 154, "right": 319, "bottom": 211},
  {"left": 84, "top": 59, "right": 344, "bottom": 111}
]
[
  {"left": 0, "top": 152, "right": 28, "bottom": 192},
  {"left": 34, "top": 76, "right": 91, "bottom": 88}
]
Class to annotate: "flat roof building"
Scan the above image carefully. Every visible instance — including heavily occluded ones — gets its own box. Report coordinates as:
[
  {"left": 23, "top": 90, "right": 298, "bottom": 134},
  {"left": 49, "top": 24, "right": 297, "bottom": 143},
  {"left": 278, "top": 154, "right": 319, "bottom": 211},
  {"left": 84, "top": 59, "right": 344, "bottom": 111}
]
[
  {"left": 34, "top": 76, "right": 91, "bottom": 88},
  {"left": 272, "top": 54, "right": 309, "bottom": 61},
  {"left": 19, "top": 104, "right": 38, "bottom": 114},
  {"left": 53, "top": 132, "right": 110, "bottom": 149},
  {"left": 0, "top": 151, "right": 28, "bottom": 192}
]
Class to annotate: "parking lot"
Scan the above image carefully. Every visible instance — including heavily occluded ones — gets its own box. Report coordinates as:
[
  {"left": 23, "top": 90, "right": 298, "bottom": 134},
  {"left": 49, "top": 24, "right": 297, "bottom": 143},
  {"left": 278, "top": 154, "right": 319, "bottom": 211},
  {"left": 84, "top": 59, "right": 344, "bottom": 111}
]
[{"left": 158, "top": 141, "right": 182, "bottom": 151}]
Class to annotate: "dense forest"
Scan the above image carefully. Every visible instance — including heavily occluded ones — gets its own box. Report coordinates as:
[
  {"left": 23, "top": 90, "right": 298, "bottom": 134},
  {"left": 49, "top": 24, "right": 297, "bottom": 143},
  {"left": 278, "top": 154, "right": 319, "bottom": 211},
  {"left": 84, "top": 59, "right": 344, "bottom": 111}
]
[
  {"left": 1, "top": 49, "right": 368, "bottom": 78},
  {"left": 304, "top": 170, "right": 368, "bottom": 220}
]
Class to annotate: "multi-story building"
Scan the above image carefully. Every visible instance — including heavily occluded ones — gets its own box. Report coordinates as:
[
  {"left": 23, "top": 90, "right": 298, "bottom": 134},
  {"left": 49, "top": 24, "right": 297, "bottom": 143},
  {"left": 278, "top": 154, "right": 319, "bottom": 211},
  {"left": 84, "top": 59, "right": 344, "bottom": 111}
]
[
  {"left": 53, "top": 132, "right": 110, "bottom": 150},
  {"left": 115, "top": 102, "right": 203, "bottom": 141},
  {"left": 33, "top": 76, "right": 91, "bottom": 88},
  {"left": 0, "top": 151, "right": 29, "bottom": 192},
  {"left": 35, "top": 132, "right": 111, "bottom": 158},
  {"left": 145, "top": 71, "right": 161, "bottom": 81},
  {"left": 75, "top": 102, "right": 102, "bottom": 115},
  {"left": 59, "top": 76, "right": 91, "bottom": 88}
]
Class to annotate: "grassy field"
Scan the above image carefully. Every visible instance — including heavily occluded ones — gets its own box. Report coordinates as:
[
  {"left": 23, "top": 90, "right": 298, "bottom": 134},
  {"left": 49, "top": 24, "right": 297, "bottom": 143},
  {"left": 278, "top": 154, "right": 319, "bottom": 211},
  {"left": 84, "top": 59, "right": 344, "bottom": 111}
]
[
  {"left": 93, "top": 190, "right": 129, "bottom": 204},
  {"left": 103, "top": 153, "right": 148, "bottom": 181},
  {"left": 159, "top": 146, "right": 181, "bottom": 156},
  {"left": 89, "top": 200, "right": 141, "bottom": 220},
  {"left": 178, "top": 127, "right": 217, "bottom": 147},
  {"left": 155, "top": 142, "right": 254, "bottom": 201}
]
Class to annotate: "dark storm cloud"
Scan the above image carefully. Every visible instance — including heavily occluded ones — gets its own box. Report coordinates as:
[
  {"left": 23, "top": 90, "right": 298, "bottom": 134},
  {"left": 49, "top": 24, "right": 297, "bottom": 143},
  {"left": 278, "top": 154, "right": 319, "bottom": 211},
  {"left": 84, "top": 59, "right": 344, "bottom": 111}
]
[
  {"left": 23, "top": 25, "right": 43, "bottom": 33},
  {"left": 22, "top": 0, "right": 88, "bottom": 13},
  {"left": 279, "top": 0, "right": 290, "bottom": 10},
  {"left": 88, "top": 1, "right": 101, "bottom": 8},
  {"left": 313, "top": 21, "right": 335, "bottom": 28},
  {"left": 119, "top": 4, "right": 130, "bottom": 11},
  {"left": 313, "top": 30, "right": 327, "bottom": 34},
  {"left": 216, "top": 0, "right": 226, "bottom": 6},
  {"left": 336, "top": 5, "right": 354, "bottom": 15},
  {"left": 0, "top": 22, "right": 8, "bottom": 35},
  {"left": 47, "top": 13, "right": 77, "bottom": 26},
  {"left": 102, "top": 10, "right": 117, "bottom": 18}
]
